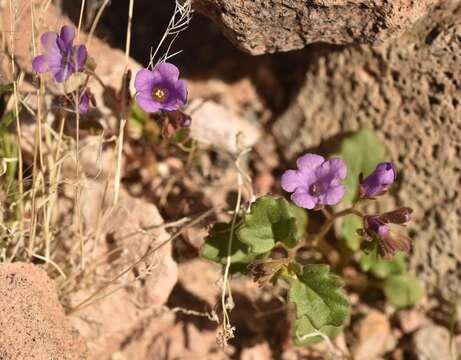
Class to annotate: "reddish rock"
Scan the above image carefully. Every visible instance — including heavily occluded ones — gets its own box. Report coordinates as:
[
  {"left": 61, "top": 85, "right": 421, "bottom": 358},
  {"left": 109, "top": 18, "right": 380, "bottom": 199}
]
[
  {"left": 193, "top": 0, "right": 439, "bottom": 55},
  {"left": 0, "top": 262, "right": 87, "bottom": 360},
  {"left": 352, "top": 311, "right": 394, "bottom": 360},
  {"left": 67, "top": 180, "right": 178, "bottom": 360}
]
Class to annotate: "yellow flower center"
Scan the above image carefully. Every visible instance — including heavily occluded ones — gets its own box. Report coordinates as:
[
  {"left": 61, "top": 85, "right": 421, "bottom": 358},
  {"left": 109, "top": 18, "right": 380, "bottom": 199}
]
[{"left": 152, "top": 87, "right": 168, "bottom": 102}]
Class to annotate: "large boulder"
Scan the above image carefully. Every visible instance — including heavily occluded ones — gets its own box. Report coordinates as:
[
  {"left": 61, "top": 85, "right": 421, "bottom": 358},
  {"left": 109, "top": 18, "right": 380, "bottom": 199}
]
[
  {"left": 273, "top": 1, "right": 461, "bottom": 299},
  {"left": 0, "top": 263, "right": 88, "bottom": 360},
  {"left": 193, "top": 0, "right": 439, "bottom": 55}
]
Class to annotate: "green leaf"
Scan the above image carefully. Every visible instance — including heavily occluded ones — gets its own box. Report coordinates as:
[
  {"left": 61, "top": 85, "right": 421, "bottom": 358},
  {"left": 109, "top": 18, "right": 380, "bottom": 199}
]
[
  {"left": 359, "top": 246, "right": 407, "bottom": 279},
  {"left": 337, "top": 129, "right": 386, "bottom": 203},
  {"left": 238, "top": 196, "right": 305, "bottom": 254},
  {"left": 289, "top": 264, "right": 349, "bottom": 345},
  {"left": 0, "top": 83, "right": 13, "bottom": 96},
  {"left": 0, "top": 110, "right": 16, "bottom": 133},
  {"left": 340, "top": 214, "right": 363, "bottom": 251},
  {"left": 173, "top": 128, "right": 190, "bottom": 143},
  {"left": 128, "top": 103, "right": 148, "bottom": 131},
  {"left": 287, "top": 202, "right": 308, "bottom": 240},
  {"left": 293, "top": 316, "right": 342, "bottom": 346},
  {"left": 383, "top": 274, "right": 425, "bottom": 307},
  {"left": 199, "top": 222, "right": 257, "bottom": 267}
]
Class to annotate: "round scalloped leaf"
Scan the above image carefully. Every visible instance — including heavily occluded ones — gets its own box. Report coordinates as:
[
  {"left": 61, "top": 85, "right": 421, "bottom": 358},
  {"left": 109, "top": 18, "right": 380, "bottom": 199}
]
[
  {"left": 289, "top": 265, "right": 350, "bottom": 331},
  {"left": 340, "top": 214, "right": 363, "bottom": 251},
  {"left": 336, "top": 129, "right": 386, "bottom": 203},
  {"left": 238, "top": 196, "right": 306, "bottom": 254},
  {"left": 293, "top": 315, "right": 343, "bottom": 346},
  {"left": 383, "top": 273, "right": 425, "bottom": 308},
  {"left": 359, "top": 246, "right": 407, "bottom": 279},
  {"left": 200, "top": 222, "right": 257, "bottom": 268}
]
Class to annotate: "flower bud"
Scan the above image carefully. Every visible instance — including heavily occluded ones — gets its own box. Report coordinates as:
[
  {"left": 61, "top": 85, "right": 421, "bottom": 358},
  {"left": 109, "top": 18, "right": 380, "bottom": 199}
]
[
  {"left": 360, "top": 162, "right": 396, "bottom": 198},
  {"left": 362, "top": 215, "right": 411, "bottom": 259},
  {"left": 380, "top": 207, "right": 413, "bottom": 225}
]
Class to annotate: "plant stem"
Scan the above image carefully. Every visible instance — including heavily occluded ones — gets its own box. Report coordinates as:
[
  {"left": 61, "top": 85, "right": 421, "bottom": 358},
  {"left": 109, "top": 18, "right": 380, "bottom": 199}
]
[{"left": 311, "top": 207, "right": 363, "bottom": 246}]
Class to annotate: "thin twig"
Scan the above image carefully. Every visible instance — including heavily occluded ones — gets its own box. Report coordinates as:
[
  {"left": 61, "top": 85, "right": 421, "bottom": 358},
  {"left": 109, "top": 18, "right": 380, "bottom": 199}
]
[
  {"left": 8, "top": 0, "right": 25, "bottom": 255},
  {"left": 148, "top": 0, "right": 192, "bottom": 68},
  {"left": 87, "top": 0, "right": 110, "bottom": 47}
]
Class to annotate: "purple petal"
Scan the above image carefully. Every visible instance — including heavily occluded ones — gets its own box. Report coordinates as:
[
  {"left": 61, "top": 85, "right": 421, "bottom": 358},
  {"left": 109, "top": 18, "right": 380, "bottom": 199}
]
[
  {"left": 315, "top": 161, "right": 335, "bottom": 182},
  {"left": 155, "top": 62, "right": 180, "bottom": 81},
  {"left": 175, "top": 79, "right": 188, "bottom": 105},
  {"left": 75, "top": 45, "right": 87, "bottom": 70},
  {"left": 367, "top": 217, "right": 389, "bottom": 238},
  {"left": 60, "top": 25, "right": 75, "bottom": 47},
  {"left": 377, "top": 162, "right": 396, "bottom": 183},
  {"left": 327, "top": 158, "right": 347, "bottom": 180},
  {"left": 52, "top": 67, "right": 70, "bottom": 83},
  {"left": 56, "top": 37, "right": 70, "bottom": 53},
  {"left": 360, "top": 162, "right": 396, "bottom": 198},
  {"left": 32, "top": 55, "right": 48, "bottom": 73},
  {"left": 134, "top": 68, "right": 156, "bottom": 94},
  {"left": 78, "top": 92, "right": 90, "bottom": 113},
  {"left": 158, "top": 101, "right": 181, "bottom": 112},
  {"left": 296, "top": 153, "right": 325, "bottom": 173},
  {"left": 323, "top": 185, "right": 345, "bottom": 205},
  {"left": 40, "top": 32, "right": 58, "bottom": 50},
  {"left": 281, "top": 170, "right": 304, "bottom": 192},
  {"left": 180, "top": 113, "right": 192, "bottom": 128},
  {"left": 291, "top": 189, "right": 316, "bottom": 209},
  {"left": 135, "top": 94, "right": 162, "bottom": 113}
]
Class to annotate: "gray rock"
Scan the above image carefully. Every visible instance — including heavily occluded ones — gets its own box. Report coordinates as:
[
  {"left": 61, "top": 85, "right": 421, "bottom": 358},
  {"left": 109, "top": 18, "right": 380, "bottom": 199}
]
[
  {"left": 414, "top": 324, "right": 453, "bottom": 360},
  {"left": 193, "top": 0, "right": 439, "bottom": 55},
  {"left": 273, "top": 2, "right": 461, "bottom": 299}
]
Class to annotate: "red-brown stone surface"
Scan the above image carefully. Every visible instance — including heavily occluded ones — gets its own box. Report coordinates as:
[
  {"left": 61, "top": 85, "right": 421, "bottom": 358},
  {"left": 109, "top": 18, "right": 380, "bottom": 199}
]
[
  {"left": 0, "top": 262, "right": 88, "bottom": 360},
  {"left": 193, "top": 0, "right": 439, "bottom": 54}
]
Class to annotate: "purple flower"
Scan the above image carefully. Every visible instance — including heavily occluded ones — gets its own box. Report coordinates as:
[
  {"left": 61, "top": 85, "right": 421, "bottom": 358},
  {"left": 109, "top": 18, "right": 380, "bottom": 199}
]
[
  {"left": 364, "top": 216, "right": 391, "bottom": 239},
  {"left": 179, "top": 113, "right": 192, "bottom": 128},
  {"left": 361, "top": 209, "right": 412, "bottom": 259},
  {"left": 32, "top": 25, "right": 87, "bottom": 83},
  {"left": 134, "top": 62, "right": 187, "bottom": 113},
  {"left": 78, "top": 91, "right": 90, "bottom": 114},
  {"left": 281, "top": 153, "right": 347, "bottom": 209},
  {"left": 360, "top": 162, "right": 396, "bottom": 198}
]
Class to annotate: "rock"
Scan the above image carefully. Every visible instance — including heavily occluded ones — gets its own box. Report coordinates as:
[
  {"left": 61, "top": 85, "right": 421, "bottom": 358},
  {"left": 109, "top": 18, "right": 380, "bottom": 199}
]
[
  {"left": 0, "top": 262, "right": 87, "bottom": 360},
  {"left": 67, "top": 179, "right": 178, "bottom": 359},
  {"left": 413, "top": 324, "right": 453, "bottom": 360},
  {"left": 254, "top": 171, "right": 275, "bottom": 196},
  {"left": 352, "top": 311, "right": 393, "bottom": 360},
  {"left": 241, "top": 342, "right": 272, "bottom": 360},
  {"left": 397, "top": 309, "right": 427, "bottom": 334},
  {"left": 273, "top": 1, "right": 461, "bottom": 299},
  {"left": 189, "top": 99, "right": 261, "bottom": 153},
  {"left": 112, "top": 309, "right": 223, "bottom": 359},
  {"left": 193, "top": 0, "right": 439, "bottom": 55},
  {"left": 178, "top": 258, "right": 221, "bottom": 306}
]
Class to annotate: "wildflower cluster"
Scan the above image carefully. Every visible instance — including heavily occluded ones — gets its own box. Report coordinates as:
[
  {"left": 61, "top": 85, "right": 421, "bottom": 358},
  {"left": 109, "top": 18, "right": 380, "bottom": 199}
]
[
  {"left": 201, "top": 129, "right": 424, "bottom": 346},
  {"left": 32, "top": 25, "right": 189, "bottom": 124},
  {"left": 30, "top": 25, "right": 423, "bottom": 350},
  {"left": 281, "top": 155, "right": 412, "bottom": 259}
]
